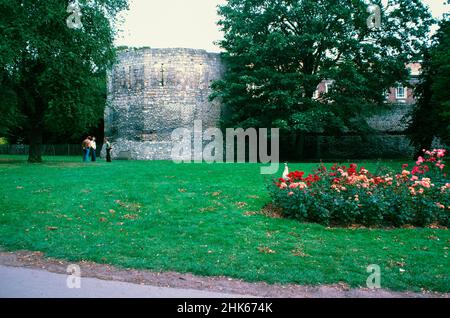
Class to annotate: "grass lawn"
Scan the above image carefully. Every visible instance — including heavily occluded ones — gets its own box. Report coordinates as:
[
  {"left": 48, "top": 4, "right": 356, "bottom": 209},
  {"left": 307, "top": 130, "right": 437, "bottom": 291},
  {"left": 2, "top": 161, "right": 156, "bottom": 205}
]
[{"left": 0, "top": 155, "right": 448, "bottom": 293}]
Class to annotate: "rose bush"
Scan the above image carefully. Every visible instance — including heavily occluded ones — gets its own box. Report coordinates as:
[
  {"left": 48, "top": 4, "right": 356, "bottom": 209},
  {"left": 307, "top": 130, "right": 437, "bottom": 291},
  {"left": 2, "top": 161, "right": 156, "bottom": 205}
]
[{"left": 269, "top": 149, "right": 450, "bottom": 227}]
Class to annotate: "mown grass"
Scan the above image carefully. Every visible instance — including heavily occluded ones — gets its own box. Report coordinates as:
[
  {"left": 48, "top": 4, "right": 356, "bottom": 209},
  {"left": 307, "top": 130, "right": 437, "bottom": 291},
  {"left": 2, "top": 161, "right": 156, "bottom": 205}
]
[{"left": 0, "top": 155, "right": 448, "bottom": 292}]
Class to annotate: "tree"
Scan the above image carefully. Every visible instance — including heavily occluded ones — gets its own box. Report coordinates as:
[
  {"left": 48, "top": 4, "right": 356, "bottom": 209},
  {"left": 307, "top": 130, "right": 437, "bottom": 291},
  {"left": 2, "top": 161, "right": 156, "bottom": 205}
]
[
  {"left": 0, "top": 0, "right": 128, "bottom": 162},
  {"left": 211, "top": 0, "right": 433, "bottom": 159},
  {"left": 406, "top": 49, "right": 435, "bottom": 158},
  {"left": 431, "top": 19, "right": 450, "bottom": 145},
  {"left": 408, "top": 17, "right": 450, "bottom": 154}
]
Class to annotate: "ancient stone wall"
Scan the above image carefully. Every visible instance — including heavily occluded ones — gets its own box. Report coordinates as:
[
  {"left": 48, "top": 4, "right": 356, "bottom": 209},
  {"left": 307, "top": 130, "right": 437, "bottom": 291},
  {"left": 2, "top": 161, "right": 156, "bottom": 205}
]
[{"left": 103, "top": 48, "right": 224, "bottom": 160}]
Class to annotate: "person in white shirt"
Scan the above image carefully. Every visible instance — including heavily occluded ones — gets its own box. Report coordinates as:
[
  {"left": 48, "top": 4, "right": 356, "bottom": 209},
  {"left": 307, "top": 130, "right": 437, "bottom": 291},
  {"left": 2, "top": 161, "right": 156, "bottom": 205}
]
[{"left": 90, "top": 136, "right": 97, "bottom": 162}]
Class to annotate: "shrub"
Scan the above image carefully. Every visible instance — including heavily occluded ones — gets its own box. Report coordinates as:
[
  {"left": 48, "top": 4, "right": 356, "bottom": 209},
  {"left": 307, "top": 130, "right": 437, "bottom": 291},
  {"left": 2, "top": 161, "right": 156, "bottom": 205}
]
[{"left": 269, "top": 149, "right": 450, "bottom": 227}]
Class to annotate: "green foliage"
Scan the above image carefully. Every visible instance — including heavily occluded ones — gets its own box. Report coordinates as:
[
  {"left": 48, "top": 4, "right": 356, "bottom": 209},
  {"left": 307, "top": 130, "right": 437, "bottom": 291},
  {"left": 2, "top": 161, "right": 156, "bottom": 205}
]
[
  {"left": 0, "top": 0, "right": 128, "bottom": 161},
  {"left": 212, "top": 0, "right": 433, "bottom": 158},
  {"left": 408, "top": 19, "right": 450, "bottom": 153}
]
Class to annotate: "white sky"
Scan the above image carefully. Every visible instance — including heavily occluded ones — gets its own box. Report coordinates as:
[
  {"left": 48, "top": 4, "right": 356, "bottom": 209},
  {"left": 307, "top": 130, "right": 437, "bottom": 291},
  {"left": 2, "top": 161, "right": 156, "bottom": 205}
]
[{"left": 115, "top": 0, "right": 450, "bottom": 53}]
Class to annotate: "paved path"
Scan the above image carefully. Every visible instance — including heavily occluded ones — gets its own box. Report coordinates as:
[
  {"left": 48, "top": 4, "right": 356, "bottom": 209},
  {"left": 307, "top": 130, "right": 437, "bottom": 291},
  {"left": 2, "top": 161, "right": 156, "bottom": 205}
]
[
  {"left": 0, "top": 251, "right": 447, "bottom": 298},
  {"left": 0, "top": 265, "right": 249, "bottom": 298}
]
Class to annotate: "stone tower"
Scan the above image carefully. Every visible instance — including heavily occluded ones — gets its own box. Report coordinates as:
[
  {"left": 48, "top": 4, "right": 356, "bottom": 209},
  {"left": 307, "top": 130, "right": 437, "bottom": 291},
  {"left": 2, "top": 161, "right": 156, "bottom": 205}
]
[{"left": 104, "top": 48, "right": 224, "bottom": 160}]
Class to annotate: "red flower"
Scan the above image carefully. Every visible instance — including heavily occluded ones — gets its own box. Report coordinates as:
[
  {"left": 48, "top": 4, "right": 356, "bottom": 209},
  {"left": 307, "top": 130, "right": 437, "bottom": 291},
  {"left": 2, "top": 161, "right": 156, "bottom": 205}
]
[
  {"left": 287, "top": 171, "right": 305, "bottom": 181},
  {"left": 294, "top": 171, "right": 305, "bottom": 179},
  {"left": 402, "top": 164, "right": 408, "bottom": 169},
  {"left": 373, "top": 177, "right": 385, "bottom": 185},
  {"left": 347, "top": 167, "right": 356, "bottom": 175}
]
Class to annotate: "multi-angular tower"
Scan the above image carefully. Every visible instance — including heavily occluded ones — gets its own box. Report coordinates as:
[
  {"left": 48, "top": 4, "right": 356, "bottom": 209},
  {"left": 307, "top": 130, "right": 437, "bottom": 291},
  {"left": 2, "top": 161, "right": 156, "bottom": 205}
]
[{"left": 104, "top": 48, "right": 224, "bottom": 160}]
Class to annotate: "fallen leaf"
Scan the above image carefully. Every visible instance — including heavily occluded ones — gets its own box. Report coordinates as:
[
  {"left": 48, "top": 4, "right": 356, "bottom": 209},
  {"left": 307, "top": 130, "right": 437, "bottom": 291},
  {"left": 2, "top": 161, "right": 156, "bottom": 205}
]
[
  {"left": 123, "top": 214, "right": 138, "bottom": 220},
  {"left": 199, "top": 207, "right": 216, "bottom": 213},
  {"left": 291, "top": 248, "right": 309, "bottom": 257},
  {"left": 236, "top": 202, "right": 247, "bottom": 209},
  {"left": 258, "top": 246, "right": 276, "bottom": 254}
]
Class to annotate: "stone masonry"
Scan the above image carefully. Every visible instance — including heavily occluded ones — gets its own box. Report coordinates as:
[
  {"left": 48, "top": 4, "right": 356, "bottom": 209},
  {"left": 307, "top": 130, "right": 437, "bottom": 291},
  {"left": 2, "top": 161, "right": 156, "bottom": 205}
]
[{"left": 103, "top": 48, "right": 224, "bottom": 160}]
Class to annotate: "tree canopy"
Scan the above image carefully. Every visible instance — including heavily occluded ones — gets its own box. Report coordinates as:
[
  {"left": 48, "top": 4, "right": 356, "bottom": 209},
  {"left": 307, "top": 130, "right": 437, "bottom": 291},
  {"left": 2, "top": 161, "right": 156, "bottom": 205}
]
[
  {"left": 0, "top": 0, "right": 128, "bottom": 162},
  {"left": 408, "top": 17, "right": 450, "bottom": 154},
  {"left": 211, "top": 0, "right": 433, "bottom": 159}
]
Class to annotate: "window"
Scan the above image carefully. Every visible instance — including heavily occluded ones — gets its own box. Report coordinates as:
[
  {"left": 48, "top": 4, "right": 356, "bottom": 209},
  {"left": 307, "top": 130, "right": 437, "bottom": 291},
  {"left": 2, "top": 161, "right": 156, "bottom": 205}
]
[{"left": 396, "top": 86, "right": 407, "bottom": 99}]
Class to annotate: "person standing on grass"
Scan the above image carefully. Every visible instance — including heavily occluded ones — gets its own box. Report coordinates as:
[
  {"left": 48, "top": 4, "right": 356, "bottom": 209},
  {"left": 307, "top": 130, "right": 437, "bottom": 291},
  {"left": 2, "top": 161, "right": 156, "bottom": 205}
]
[
  {"left": 82, "top": 136, "right": 91, "bottom": 162},
  {"left": 90, "top": 136, "right": 97, "bottom": 162},
  {"left": 105, "top": 137, "right": 113, "bottom": 162}
]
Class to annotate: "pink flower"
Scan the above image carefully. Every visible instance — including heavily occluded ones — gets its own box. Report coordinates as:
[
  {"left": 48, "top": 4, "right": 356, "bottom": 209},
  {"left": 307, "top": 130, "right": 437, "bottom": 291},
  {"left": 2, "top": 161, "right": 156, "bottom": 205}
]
[
  {"left": 421, "top": 181, "right": 431, "bottom": 188},
  {"left": 280, "top": 182, "right": 287, "bottom": 189},
  {"left": 436, "top": 202, "right": 445, "bottom": 209},
  {"left": 288, "top": 191, "right": 294, "bottom": 196},
  {"left": 298, "top": 182, "right": 307, "bottom": 189},
  {"left": 437, "top": 149, "right": 446, "bottom": 158},
  {"left": 440, "top": 183, "right": 450, "bottom": 193},
  {"left": 416, "top": 156, "right": 424, "bottom": 165}
]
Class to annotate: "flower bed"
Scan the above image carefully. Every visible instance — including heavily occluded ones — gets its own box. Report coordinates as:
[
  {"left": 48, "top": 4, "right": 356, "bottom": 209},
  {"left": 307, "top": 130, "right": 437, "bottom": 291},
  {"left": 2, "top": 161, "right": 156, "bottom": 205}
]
[{"left": 269, "top": 149, "right": 450, "bottom": 227}]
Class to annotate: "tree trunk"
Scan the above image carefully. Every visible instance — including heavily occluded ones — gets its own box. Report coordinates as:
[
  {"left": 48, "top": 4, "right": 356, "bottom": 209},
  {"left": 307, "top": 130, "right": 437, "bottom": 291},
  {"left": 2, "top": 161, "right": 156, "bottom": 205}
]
[{"left": 28, "top": 125, "right": 43, "bottom": 163}]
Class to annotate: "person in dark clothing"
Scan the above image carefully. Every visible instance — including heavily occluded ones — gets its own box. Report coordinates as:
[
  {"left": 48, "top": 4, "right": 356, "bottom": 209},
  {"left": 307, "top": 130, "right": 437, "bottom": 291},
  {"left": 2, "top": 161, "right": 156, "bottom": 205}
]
[{"left": 104, "top": 137, "right": 112, "bottom": 162}]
